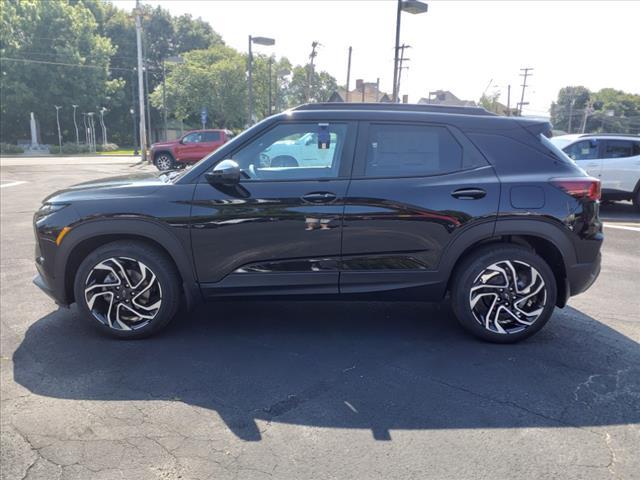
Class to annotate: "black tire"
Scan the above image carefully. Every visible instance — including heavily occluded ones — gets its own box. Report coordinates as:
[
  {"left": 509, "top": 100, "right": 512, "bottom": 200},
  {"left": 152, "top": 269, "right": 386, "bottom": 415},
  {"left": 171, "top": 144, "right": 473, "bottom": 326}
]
[
  {"left": 154, "top": 152, "right": 175, "bottom": 171},
  {"left": 270, "top": 155, "right": 299, "bottom": 167},
  {"left": 451, "top": 244, "right": 557, "bottom": 343},
  {"left": 73, "top": 241, "right": 181, "bottom": 339},
  {"left": 634, "top": 189, "right": 640, "bottom": 212}
]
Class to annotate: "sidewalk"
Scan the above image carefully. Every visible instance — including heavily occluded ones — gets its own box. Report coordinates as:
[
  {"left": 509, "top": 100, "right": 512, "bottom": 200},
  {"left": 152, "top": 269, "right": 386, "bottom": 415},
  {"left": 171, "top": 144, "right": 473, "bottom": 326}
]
[{"left": 0, "top": 155, "right": 143, "bottom": 166}]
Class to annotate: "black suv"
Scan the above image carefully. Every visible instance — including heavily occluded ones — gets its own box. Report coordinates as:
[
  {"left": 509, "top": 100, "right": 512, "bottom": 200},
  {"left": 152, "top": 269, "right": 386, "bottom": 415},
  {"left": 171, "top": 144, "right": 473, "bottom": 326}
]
[{"left": 33, "top": 103, "right": 603, "bottom": 342}]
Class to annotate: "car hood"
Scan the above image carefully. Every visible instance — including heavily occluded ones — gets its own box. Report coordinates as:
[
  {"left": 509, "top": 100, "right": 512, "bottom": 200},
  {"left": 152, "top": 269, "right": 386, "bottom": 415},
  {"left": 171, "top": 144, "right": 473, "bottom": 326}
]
[
  {"left": 43, "top": 172, "right": 171, "bottom": 203},
  {"left": 151, "top": 141, "right": 176, "bottom": 149}
]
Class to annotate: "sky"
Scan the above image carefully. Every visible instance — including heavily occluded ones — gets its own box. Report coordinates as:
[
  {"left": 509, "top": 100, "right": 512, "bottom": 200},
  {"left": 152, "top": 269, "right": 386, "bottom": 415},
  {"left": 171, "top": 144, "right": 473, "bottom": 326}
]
[{"left": 115, "top": 0, "right": 640, "bottom": 116}]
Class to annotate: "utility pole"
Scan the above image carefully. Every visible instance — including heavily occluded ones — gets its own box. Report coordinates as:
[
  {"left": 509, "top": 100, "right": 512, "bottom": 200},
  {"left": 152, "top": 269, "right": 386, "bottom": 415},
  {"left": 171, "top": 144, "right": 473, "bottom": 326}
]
[
  {"left": 376, "top": 78, "right": 380, "bottom": 102},
  {"left": 567, "top": 96, "right": 576, "bottom": 134},
  {"left": 517, "top": 67, "right": 533, "bottom": 116},
  {"left": 396, "top": 44, "right": 410, "bottom": 99},
  {"left": 162, "top": 59, "right": 167, "bottom": 140},
  {"left": 345, "top": 46, "right": 352, "bottom": 103},
  {"left": 134, "top": 0, "right": 148, "bottom": 161},
  {"left": 306, "top": 41, "right": 320, "bottom": 102},
  {"left": 580, "top": 100, "right": 593, "bottom": 134},
  {"left": 506, "top": 85, "right": 511, "bottom": 116}
]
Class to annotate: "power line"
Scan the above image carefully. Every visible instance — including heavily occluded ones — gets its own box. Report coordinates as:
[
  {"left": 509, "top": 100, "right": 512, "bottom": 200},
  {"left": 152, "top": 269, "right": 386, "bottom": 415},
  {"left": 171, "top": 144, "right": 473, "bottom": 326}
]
[{"left": 0, "top": 56, "right": 133, "bottom": 71}]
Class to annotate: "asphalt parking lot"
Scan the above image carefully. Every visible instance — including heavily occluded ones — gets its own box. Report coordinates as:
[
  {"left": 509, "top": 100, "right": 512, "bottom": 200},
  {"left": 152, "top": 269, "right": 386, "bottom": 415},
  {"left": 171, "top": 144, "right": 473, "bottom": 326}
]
[{"left": 1, "top": 158, "right": 639, "bottom": 480}]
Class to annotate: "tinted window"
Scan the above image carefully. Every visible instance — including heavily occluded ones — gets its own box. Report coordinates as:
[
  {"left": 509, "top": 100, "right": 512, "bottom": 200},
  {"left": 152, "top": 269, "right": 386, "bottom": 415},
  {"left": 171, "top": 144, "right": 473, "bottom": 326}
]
[
  {"left": 364, "top": 124, "right": 463, "bottom": 177},
  {"left": 231, "top": 123, "right": 349, "bottom": 181},
  {"left": 603, "top": 140, "right": 634, "bottom": 159},
  {"left": 564, "top": 140, "right": 598, "bottom": 160},
  {"left": 201, "top": 131, "right": 221, "bottom": 142},
  {"left": 182, "top": 133, "right": 201, "bottom": 144}
]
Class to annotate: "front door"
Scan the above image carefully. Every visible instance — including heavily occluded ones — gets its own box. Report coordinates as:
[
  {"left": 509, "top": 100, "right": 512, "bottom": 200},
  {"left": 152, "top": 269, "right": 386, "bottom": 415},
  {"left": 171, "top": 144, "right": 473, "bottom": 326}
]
[
  {"left": 340, "top": 122, "right": 500, "bottom": 295},
  {"left": 175, "top": 132, "right": 204, "bottom": 162},
  {"left": 190, "top": 121, "right": 356, "bottom": 296}
]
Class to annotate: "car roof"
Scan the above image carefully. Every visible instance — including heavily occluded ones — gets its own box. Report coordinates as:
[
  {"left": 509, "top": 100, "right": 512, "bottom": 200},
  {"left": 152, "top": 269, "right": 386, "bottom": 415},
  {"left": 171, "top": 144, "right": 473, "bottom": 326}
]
[{"left": 553, "top": 133, "right": 639, "bottom": 142}]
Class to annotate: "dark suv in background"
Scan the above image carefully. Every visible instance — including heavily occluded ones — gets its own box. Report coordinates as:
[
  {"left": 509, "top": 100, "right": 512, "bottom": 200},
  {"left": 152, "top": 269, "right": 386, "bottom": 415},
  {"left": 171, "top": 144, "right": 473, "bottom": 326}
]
[{"left": 33, "top": 103, "right": 603, "bottom": 342}]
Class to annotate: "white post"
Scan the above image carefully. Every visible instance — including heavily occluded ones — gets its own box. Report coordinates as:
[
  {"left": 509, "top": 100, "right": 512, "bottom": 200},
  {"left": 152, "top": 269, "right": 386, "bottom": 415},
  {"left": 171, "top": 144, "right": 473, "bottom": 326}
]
[{"left": 135, "top": 0, "right": 148, "bottom": 161}]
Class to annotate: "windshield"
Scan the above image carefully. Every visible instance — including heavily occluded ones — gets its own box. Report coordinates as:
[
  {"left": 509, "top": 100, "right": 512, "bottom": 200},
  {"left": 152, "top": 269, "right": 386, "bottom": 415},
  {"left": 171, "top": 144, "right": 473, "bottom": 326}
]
[{"left": 540, "top": 134, "right": 574, "bottom": 164}]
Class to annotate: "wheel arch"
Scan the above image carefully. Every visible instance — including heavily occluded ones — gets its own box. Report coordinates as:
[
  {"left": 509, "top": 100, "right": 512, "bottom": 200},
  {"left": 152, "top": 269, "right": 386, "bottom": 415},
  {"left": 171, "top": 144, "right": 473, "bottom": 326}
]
[
  {"left": 442, "top": 219, "right": 574, "bottom": 307},
  {"left": 56, "top": 218, "right": 200, "bottom": 308}
]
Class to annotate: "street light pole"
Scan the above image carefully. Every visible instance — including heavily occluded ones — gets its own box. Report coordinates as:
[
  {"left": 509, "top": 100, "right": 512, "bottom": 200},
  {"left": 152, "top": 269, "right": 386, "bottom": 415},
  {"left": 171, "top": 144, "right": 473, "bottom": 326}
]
[
  {"left": 162, "top": 59, "right": 167, "bottom": 140},
  {"left": 130, "top": 108, "right": 139, "bottom": 155},
  {"left": 248, "top": 35, "right": 253, "bottom": 126},
  {"left": 392, "top": 0, "right": 428, "bottom": 103},
  {"left": 248, "top": 35, "right": 275, "bottom": 126},
  {"left": 54, "top": 106, "right": 62, "bottom": 153},
  {"left": 392, "top": 1, "right": 402, "bottom": 103},
  {"left": 72, "top": 104, "right": 79, "bottom": 145},
  {"left": 268, "top": 56, "right": 273, "bottom": 116},
  {"left": 99, "top": 108, "right": 107, "bottom": 145}
]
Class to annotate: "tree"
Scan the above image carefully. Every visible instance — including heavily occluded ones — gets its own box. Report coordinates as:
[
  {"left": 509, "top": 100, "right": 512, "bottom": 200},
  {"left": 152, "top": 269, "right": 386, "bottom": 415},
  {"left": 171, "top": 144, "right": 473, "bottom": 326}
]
[
  {"left": 550, "top": 86, "right": 591, "bottom": 133},
  {"left": 0, "top": 0, "right": 118, "bottom": 144},
  {"left": 150, "top": 45, "right": 247, "bottom": 130},
  {"left": 550, "top": 86, "right": 640, "bottom": 134},
  {"left": 286, "top": 65, "right": 337, "bottom": 106}
]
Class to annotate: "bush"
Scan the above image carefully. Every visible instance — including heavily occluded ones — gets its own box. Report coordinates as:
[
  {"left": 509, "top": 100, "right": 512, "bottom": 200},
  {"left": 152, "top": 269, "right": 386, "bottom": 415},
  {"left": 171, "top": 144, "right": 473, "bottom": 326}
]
[
  {"left": 60, "top": 143, "right": 90, "bottom": 154},
  {"left": 96, "top": 142, "right": 119, "bottom": 152},
  {"left": 0, "top": 143, "right": 24, "bottom": 154}
]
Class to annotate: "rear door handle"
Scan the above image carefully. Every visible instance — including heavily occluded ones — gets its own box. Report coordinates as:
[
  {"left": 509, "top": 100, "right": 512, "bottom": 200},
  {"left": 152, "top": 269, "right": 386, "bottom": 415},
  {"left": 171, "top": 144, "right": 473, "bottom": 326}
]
[
  {"left": 302, "top": 192, "right": 337, "bottom": 204},
  {"left": 451, "top": 188, "right": 486, "bottom": 200}
]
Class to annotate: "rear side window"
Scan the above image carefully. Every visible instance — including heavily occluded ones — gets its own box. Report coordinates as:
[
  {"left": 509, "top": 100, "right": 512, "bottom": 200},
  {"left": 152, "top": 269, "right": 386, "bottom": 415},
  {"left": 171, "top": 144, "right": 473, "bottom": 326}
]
[
  {"left": 602, "top": 140, "right": 635, "bottom": 159},
  {"left": 364, "top": 124, "right": 464, "bottom": 177},
  {"left": 202, "top": 131, "right": 221, "bottom": 142},
  {"left": 564, "top": 140, "right": 598, "bottom": 160}
]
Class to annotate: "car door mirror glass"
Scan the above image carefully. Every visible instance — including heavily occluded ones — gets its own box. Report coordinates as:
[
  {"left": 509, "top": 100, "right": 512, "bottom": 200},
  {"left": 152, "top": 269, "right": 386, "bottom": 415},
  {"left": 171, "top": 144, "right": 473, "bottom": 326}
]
[{"left": 205, "top": 159, "right": 242, "bottom": 185}]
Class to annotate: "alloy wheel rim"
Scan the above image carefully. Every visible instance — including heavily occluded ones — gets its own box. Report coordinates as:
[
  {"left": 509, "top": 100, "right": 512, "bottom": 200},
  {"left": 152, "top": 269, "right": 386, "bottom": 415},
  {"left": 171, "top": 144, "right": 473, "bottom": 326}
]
[
  {"left": 84, "top": 257, "right": 162, "bottom": 331},
  {"left": 157, "top": 156, "right": 171, "bottom": 170},
  {"left": 469, "top": 260, "right": 546, "bottom": 334}
]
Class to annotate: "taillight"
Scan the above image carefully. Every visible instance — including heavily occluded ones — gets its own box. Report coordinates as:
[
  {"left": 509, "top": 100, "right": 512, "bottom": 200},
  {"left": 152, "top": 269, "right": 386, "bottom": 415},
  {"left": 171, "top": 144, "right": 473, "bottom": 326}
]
[{"left": 551, "top": 178, "right": 601, "bottom": 201}]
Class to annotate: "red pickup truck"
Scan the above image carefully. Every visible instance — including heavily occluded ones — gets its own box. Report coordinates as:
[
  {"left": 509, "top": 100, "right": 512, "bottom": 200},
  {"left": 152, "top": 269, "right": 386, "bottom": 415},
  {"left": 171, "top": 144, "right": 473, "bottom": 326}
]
[{"left": 150, "top": 129, "right": 234, "bottom": 170}]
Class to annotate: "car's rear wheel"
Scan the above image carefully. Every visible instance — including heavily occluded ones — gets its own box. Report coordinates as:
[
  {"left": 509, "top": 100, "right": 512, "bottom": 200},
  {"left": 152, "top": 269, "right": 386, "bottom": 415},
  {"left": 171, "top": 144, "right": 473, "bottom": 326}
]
[
  {"left": 451, "top": 244, "right": 557, "bottom": 343},
  {"left": 154, "top": 152, "right": 175, "bottom": 171},
  {"left": 74, "top": 241, "right": 181, "bottom": 339},
  {"left": 634, "top": 189, "right": 640, "bottom": 212}
]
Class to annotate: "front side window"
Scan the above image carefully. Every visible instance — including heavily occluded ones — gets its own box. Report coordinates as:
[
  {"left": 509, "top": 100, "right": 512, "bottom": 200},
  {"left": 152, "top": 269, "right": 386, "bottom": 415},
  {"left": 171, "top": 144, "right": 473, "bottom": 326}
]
[
  {"left": 564, "top": 140, "right": 598, "bottom": 160},
  {"left": 364, "top": 124, "right": 463, "bottom": 177},
  {"left": 182, "top": 133, "right": 201, "bottom": 144},
  {"left": 602, "top": 140, "right": 634, "bottom": 159},
  {"left": 231, "top": 123, "right": 348, "bottom": 181}
]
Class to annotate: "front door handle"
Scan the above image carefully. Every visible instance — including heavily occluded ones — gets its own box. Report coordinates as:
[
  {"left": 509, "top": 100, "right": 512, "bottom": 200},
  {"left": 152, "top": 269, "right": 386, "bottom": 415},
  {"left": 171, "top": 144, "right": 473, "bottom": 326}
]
[
  {"left": 451, "top": 188, "right": 486, "bottom": 200},
  {"left": 302, "top": 192, "right": 337, "bottom": 204}
]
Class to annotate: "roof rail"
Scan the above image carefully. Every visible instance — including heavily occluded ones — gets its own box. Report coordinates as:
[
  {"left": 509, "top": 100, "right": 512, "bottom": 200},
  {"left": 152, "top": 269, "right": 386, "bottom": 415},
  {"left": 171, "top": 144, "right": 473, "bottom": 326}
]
[
  {"left": 578, "top": 133, "right": 640, "bottom": 138},
  {"left": 291, "top": 102, "right": 496, "bottom": 116}
]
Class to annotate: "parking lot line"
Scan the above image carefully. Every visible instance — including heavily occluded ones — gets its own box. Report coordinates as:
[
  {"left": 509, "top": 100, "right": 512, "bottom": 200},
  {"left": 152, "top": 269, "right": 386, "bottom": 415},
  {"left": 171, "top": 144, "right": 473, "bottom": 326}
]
[
  {"left": 603, "top": 223, "right": 640, "bottom": 232},
  {"left": 0, "top": 180, "right": 27, "bottom": 189}
]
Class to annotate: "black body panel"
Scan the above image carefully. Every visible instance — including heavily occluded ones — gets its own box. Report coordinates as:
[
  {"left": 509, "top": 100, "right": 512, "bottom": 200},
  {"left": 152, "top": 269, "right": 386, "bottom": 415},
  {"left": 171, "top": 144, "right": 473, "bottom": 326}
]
[{"left": 33, "top": 105, "right": 603, "bottom": 310}]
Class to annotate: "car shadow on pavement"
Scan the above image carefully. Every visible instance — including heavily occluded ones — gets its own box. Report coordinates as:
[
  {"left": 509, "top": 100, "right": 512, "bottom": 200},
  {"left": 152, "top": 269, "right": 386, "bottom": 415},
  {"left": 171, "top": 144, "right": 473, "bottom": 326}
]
[{"left": 13, "top": 300, "right": 640, "bottom": 441}]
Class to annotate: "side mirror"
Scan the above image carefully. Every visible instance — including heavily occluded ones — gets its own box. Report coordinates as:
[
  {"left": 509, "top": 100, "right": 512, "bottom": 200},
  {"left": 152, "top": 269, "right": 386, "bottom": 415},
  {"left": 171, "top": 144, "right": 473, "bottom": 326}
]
[{"left": 205, "top": 159, "right": 241, "bottom": 186}]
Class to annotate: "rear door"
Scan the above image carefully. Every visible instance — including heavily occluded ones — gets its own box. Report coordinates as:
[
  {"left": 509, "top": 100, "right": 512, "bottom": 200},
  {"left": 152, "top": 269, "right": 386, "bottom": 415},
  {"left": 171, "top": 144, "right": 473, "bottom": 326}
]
[
  {"left": 563, "top": 139, "right": 602, "bottom": 178},
  {"left": 340, "top": 121, "right": 499, "bottom": 294},
  {"left": 200, "top": 131, "right": 223, "bottom": 158},
  {"left": 600, "top": 139, "right": 640, "bottom": 194}
]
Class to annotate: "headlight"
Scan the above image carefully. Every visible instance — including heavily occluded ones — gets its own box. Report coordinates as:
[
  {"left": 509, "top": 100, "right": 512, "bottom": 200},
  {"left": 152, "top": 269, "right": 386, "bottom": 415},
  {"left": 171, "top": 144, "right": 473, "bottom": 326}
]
[{"left": 35, "top": 203, "right": 69, "bottom": 221}]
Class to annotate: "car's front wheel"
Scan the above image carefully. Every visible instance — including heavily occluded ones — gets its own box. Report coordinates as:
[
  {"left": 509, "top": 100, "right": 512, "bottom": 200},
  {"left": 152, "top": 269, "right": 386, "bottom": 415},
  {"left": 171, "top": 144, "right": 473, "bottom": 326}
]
[
  {"left": 74, "top": 241, "right": 181, "bottom": 339},
  {"left": 451, "top": 245, "right": 557, "bottom": 343},
  {"left": 154, "top": 152, "right": 175, "bottom": 171}
]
